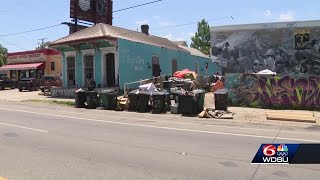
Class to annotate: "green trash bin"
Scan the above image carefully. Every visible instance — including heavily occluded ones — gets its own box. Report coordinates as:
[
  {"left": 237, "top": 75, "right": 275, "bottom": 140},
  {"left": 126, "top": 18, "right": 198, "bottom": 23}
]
[{"left": 99, "top": 89, "right": 117, "bottom": 110}]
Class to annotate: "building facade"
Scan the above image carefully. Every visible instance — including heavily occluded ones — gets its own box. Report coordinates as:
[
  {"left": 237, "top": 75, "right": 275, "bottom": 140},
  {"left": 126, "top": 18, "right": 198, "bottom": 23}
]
[
  {"left": 50, "top": 24, "right": 221, "bottom": 89},
  {"left": 0, "top": 49, "right": 62, "bottom": 81}
]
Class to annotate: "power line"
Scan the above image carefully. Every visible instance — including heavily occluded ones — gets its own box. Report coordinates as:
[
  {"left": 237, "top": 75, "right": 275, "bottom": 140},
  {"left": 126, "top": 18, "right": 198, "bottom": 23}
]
[
  {"left": 0, "top": 24, "right": 63, "bottom": 38},
  {"left": 113, "top": 0, "right": 163, "bottom": 13},
  {"left": 0, "top": 39, "right": 27, "bottom": 51}
]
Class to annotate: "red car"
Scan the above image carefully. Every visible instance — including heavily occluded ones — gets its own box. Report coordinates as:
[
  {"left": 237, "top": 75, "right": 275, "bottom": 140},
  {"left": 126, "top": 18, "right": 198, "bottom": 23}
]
[{"left": 40, "top": 75, "right": 62, "bottom": 92}]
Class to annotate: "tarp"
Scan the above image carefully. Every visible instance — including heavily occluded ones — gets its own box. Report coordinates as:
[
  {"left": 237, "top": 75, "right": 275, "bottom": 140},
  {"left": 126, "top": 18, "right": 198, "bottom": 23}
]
[
  {"left": 139, "top": 83, "right": 157, "bottom": 93},
  {"left": 173, "top": 69, "right": 197, "bottom": 80}
]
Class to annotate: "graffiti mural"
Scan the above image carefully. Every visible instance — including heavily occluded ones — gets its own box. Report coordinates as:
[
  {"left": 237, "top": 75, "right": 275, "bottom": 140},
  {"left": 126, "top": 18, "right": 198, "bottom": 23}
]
[
  {"left": 211, "top": 22, "right": 320, "bottom": 74},
  {"left": 226, "top": 74, "right": 320, "bottom": 109}
]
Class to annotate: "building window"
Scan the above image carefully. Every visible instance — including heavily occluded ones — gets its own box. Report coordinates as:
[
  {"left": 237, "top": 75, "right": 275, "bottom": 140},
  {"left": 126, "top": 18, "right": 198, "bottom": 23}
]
[
  {"left": 172, "top": 58, "right": 178, "bottom": 75},
  {"left": 84, "top": 55, "right": 94, "bottom": 86},
  {"left": 67, "top": 57, "right": 76, "bottom": 86},
  {"left": 152, "top": 55, "right": 160, "bottom": 77},
  {"left": 51, "top": 62, "right": 55, "bottom": 71}
]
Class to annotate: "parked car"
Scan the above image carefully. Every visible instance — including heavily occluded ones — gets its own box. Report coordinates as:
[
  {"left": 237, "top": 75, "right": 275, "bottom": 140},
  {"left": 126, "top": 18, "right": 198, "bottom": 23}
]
[
  {"left": 18, "top": 78, "right": 41, "bottom": 92},
  {"left": 40, "top": 75, "right": 62, "bottom": 92},
  {"left": 0, "top": 76, "right": 16, "bottom": 90}
]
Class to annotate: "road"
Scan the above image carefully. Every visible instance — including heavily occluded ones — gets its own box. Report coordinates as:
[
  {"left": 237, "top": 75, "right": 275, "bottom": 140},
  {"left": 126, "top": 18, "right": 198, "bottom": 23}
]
[{"left": 0, "top": 101, "right": 320, "bottom": 180}]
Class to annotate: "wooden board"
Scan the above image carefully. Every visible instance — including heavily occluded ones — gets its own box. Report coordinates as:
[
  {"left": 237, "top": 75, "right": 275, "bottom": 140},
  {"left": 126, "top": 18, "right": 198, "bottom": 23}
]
[{"left": 266, "top": 113, "right": 316, "bottom": 123}]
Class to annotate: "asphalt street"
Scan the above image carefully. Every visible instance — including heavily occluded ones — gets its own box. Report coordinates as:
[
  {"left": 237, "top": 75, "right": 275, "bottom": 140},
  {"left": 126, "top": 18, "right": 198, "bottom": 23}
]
[{"left": 1, "top": 101, "right": 320, "bottom": 180}]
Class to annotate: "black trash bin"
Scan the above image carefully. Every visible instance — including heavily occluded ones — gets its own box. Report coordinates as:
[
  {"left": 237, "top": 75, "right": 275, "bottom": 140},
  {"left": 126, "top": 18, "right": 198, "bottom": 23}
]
[
  {"left": 179, "top": 95, "right": 198, "bottom": 116},
  {"left": 193, "top": 89, "right": 205, "bottom": 113},
  {"left": 128, "top": 89, "right": 139, "bottom": 112},
  {"left": 99, "top": 89, "right": 117, "bottom": 110},
  {"left": 74, "top": 89, "right": 87, "bottom": 108},
  {"left": 86, "top": 91, "right": 98, "bottom": 109},
  {"left": 214, "top": 88, "right": 228, "bottom": 111},
  {"left": 151, "top": 91, "right": 166, "bottom": 114},
  {"left": 137, "top": 91, "right": 151, "bottom": 113}
]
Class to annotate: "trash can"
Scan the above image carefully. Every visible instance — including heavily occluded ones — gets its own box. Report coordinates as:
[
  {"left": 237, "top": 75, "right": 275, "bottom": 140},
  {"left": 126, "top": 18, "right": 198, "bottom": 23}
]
[
  {"left": 179, "top": 95, "right": 198, "bottom": 116},
  {"left": 151, "top": 91, "right": 166, "bottom": 114},
  {"left": 163, "top": 81, "right": 172, "bottom": 93},
  {"left": 86, "top": 91, "right": 98, "bottom": 109},
  {"left": 137, "top": 91, "right": 151, "bottom": 113},
  {"left": 214, "top": 88, "right": 228, "bottom": 111},
  {"left": 193, "top": 89, "right": 205, "bottom": 113},
  {"left": 171, "top": 89, "right": 182, "bottom": 103},
  {"left": 128, "top": 89, "right": 139, "bottom": 112},
  {"left": 99, "top": 89, "right": 117, "bottom": 110},
  {"left": 74, "top": 89, "right": 87, "bottom": 108}
]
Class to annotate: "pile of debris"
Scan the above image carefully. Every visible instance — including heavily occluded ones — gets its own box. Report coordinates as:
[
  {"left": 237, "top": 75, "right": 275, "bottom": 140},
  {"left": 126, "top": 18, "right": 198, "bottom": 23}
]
[{"left": 198, "top": 108, "right": 234, "bottom": 119}]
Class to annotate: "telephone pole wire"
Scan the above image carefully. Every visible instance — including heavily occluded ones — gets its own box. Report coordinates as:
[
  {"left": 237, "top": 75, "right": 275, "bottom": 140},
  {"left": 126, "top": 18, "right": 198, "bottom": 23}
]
[{"left": 38, "top": 38, "right": 47, "bottom": 49}]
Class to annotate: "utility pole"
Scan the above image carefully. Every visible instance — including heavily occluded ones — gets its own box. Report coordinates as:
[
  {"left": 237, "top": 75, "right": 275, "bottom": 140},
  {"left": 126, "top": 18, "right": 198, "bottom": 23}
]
[{"left": 38, "top": 38, "right": 47, "bottom": 49}]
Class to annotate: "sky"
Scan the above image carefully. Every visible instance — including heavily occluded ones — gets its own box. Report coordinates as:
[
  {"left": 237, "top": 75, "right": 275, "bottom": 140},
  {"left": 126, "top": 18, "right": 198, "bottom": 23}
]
[{"left": 0, "top": 0, "right": 319, "bottom": 53}]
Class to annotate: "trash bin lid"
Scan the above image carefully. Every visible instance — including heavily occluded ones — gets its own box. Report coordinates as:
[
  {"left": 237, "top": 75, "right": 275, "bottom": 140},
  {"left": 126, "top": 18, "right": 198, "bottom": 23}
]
[
  {"left": 101, "top": 89, "right": 115, "bottom": 93},
  {"left": 75, "top": 88, "right": 86, "bottom": 93},
  {"left": 128, "top": 89, "right": 139, "bottom": 95},
  {"left": 138, "top": 91, "right": 151, "bottom": 95},
  {"left": 214, "top": 88, "right": 228, "bottom": 94},
  {"left": 193, "top": 89, "right": 205, "bottom": 94},
  {"left": 152, "top": 91, "right": 166, "bottom": 96}
]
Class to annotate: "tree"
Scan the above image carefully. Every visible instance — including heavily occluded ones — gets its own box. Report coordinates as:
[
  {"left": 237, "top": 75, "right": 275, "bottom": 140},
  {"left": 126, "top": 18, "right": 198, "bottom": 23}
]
[
  {"left": 36, "top": 41, "right": 50, "bottom": 50},
  {"left": 190, "top": 19, "right": 211, "bottom": 55},
  {"left": 0, "top": 44, "right": 8, "bottom": 67}
]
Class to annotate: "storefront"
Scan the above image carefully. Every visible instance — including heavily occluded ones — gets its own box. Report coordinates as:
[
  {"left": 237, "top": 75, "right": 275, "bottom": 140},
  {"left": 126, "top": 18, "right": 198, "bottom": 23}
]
[{"left": 0, "top": 49, "right": 62, "bottom": 81}]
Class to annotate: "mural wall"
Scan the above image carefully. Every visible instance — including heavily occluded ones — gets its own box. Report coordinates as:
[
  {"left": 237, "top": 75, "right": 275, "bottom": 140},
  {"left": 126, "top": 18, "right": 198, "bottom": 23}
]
[
  {"left": 211, "top": 24, "right": 320, "bottom": 74},
  {"left": 225, "top": 74, "right": 320, "bottom": 109}
]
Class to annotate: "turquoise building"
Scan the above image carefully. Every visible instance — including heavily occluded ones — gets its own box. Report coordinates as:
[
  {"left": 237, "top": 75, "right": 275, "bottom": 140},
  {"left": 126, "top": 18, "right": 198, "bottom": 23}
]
[{"left": 49, "top": 23, "right": 221, "bottom": 90}]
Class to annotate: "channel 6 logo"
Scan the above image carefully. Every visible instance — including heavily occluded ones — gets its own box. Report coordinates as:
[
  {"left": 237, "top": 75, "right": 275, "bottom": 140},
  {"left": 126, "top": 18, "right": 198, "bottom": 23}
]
[{"left": 251, "top": 144, "right": 292, "bottom": 164}]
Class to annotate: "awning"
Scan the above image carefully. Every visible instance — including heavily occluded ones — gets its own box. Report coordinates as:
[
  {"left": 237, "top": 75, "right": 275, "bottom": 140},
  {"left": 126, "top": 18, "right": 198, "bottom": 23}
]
[{"left": 0, "top": 63, "right": 44, "bottom": 71}]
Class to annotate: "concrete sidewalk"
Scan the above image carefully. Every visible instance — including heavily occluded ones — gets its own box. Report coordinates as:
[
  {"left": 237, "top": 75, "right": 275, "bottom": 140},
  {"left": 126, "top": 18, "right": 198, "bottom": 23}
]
[{"left": 0, "top": 89, "right": 74, "bottom": 102}]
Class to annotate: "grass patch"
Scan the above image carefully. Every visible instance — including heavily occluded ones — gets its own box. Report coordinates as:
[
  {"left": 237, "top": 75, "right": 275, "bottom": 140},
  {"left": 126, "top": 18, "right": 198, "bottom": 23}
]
[{"left": 22, "top": 99, "right": 75, "bottom": 107}]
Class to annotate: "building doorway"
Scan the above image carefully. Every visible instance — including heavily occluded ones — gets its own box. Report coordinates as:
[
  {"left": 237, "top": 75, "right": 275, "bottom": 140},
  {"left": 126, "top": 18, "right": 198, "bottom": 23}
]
[
  {"left": 106, "top": 53, "right": 115, "bottom": 87},
  {"left": 172, "top": 58, "right": 178, "bottom": 75},
  {"left": 67, "top": 57, "right": 76, "bottom": 87}
]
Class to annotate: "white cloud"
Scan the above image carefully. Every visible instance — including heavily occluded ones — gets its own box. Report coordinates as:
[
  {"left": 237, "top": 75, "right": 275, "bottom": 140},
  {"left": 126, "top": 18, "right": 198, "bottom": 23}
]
[
  {"left": 136, "top": 19, "right": 149, "bottom": 25},
  {"left": 188, "top": 32, "right": 195, "bottom": 37},
  {"left": 164, "top": 33, "right": 173, "bottom": 40},
  {"left": 264, "top": 10, "right": 272, "bottom": 17},
  {"left": 175, "top": 37, "right": 185, "bottom": 41},
  {"left": 279, "top": 12, "right": 295, "bottom": 21}
]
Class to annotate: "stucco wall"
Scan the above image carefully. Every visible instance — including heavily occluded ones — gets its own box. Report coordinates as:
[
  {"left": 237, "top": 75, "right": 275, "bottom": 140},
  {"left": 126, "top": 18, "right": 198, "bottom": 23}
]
[
  {"left": 118, "top": 39, "right": 221, "bottom": 89},
  {"left": 226, "top": 73, "right": 320, "bottom": 109},
  {"left": 210, "top": 22, "right": 320, "bottom": 74}
]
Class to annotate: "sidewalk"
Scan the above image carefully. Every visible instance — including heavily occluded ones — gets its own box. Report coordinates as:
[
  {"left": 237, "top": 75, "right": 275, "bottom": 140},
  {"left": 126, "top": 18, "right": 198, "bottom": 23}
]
[{"left": 0, "top": 89, "right": 74, "bottom": 102}]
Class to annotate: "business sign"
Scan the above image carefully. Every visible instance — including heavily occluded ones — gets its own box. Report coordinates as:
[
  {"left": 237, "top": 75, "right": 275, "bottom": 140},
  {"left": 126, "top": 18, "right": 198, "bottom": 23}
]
[
  {"left": 251, "top": 144, "right": 320, "bottom": 164},
  {"left": 70, "top": 0, "right": 113, "bottom": 25},
  {"left": 7, "top": 53, "right": 46, "bottom": 64}
]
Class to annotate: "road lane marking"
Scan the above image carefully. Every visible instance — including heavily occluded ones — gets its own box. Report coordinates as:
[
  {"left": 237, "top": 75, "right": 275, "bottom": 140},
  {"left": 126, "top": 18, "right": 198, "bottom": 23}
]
[
  {"left": 0, "top": 122, "right": 48, "bottom": 133},
  {"left": 0, "top": 107, "right": 320, "bottom": 142},
  {"left": 2, "top": 104, "right": 320, "bottom": 136}
]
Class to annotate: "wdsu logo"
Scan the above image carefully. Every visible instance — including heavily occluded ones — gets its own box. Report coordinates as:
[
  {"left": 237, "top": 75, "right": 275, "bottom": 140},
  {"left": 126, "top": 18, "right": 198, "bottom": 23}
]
[{"left": 252, "top": 144, "right": 291, "bottom": 164}]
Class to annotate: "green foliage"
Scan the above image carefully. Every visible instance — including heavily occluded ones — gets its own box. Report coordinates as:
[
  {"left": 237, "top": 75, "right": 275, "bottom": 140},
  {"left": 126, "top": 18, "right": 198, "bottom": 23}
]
[
  {"left": 0, "top": 44, "right": 8, "bottom": 67},
  {"left": 190, "top": 19, "right": 211, "bottom": 55},
  {"left": 36, "top": 41, "right": 50, "bottom": 50}
]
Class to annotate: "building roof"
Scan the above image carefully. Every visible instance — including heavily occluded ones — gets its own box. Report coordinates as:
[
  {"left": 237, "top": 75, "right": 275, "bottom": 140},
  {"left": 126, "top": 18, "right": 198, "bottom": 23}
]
[
  {"left": 211, "top": 20, "right": 320, "bottom": 32},
  {"left": 50, "top": 23, "right": 187, "bottom": 52},
  {"left": 8, "top": 49, "right": 60, "bottom": 56},
  {"left": 177, "top": 45, "right": 209, "bottom": 59}
]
